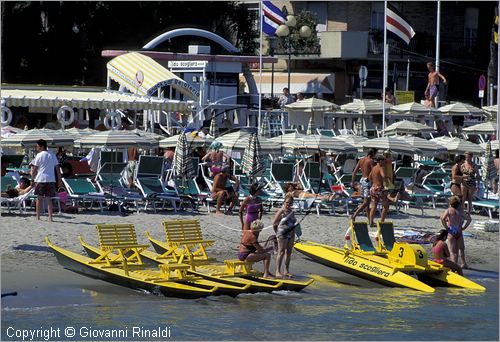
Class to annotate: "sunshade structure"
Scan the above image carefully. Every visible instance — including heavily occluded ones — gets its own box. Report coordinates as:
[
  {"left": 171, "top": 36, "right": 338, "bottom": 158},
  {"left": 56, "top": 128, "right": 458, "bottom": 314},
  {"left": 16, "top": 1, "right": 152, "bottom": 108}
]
[
  {"left": 129, "top": 129, "right": 164, "bottom": 141},
  {"left": 462, "top": 121, "right": 496, "bottom": 134},
  {"left": 394, "top": 136, "right": 447, "bottom": 157},
  {"left": 173, "top": 132, "right": 195, "bottom": 178},
  {"left": 259, "top": 114, "right": 271, "bottom": 138},
  {"left": 362, "top": 136, "right": 420, "bottom": 156},
  {"left": 286, "top": 135, "right": 358, "bottom": 154},
  {"left": 430, "top": 136, "right": 483, "bottom": 155},
  {"left": 65, "top": 127, "right": 99, "bottom": 140},
  {"left": 438, "top": 102, "right": 484, "bottom": 116},
  {"left": 390, "top": 102, "right": 437, "bottom": 116},
  {"left": 159, "top": 133, "right": 213, "bottom": 149},
  {"left": 481, "top": 141, "right": 497, "bottom": 190},
  {"left": 1, "top": 128, "right": 74, "bottom": 147},
  {"left": 383, "top": 120, "right": 433, "bottom": 135},
  {"left": 74, "top": 130, "right": 158, "bottom": 148},
  {"left": 241, "top": 133, "right": 265, "bottom": 180},
  {"left": 107, "top": 52, "right": 198, "bottom": 100},
  {"left": 481, "top": 105, "right": 497, "bottom": 121},
  {"left": 1, "top": 89, "right": 191, "bottom": 112},
  {"left": 333, "top": 135, "right": 368, "bottom": 152},
  {"left": 215, "top": 130, "right": 279, "bottom": 155},
  {"left": 285, "top": 98, "right": 339, "bottom": 129},
  {"left": 340, "top": 99, "right": 392, "bottom": 113}
]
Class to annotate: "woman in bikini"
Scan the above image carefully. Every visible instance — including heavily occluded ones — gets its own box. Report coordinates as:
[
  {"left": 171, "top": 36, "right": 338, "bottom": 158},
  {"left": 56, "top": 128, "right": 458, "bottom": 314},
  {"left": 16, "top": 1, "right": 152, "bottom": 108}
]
[
  {"left": 440, "top": 195, "right": 471, "bottom": 269},
  {"left": 202, "top": 141, "right": 229, "bottom": 177},
  {"left": 239, "top": 183, "right": 264, "bottom": 231},
  {"left": 461, "top": 151, "right": 478, "bottom": 215},
  {"left": 450, "top": 155, "right": 466, "bottom": 204},
  {"left": 238, "top": 220, "right": 273, "bottom": 278},
  {"left": 272, "top": 194, "right": 298, "bottom": 279},
  {"left": 432, "top": 229, "right": 463, "bottom": 275}
]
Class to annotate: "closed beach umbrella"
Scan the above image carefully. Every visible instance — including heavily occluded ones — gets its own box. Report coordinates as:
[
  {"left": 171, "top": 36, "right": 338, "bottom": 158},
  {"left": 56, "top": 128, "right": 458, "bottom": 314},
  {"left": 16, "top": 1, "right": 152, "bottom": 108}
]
[
  {"left": 462, "top": 121, "right": 496, "bottom": 134},
  {"left": 209, "top": 113, "right": 218, "bottom": 138},
  {"left": 430, "top": 136, "right": 483, "bottom": 154},
  {"left": 394, "top": 136, "right": 447, "bottom": 157},
  {"left": 259, "top": 114, "right": 271, "bottom": 138},
  {"left": 384, "top": 120, "right": 433, "bottom": 135},
  {"left": 363, "top": 136, "right": 420, "bottom": 155},
  {"left": 241, "top": 133, "right": 265, "bottom": 180},
  {"left": 174, "top": 131, "right": 195, "bottom": 178},
  {"left": 75, "top": 130, "right": 157, "bottom": 148},
  {"left": 1, "top": 128, "right": 74, "bottom": 147},
  {"left": 481, "top": 141, "right": 497, "bottom": 190},
  {"left": 438, "top": 102, "right": 484, "bottom": 116},
  {"left": 306, "top": 116, "right": 316, "bottom": 135},
  {"left": 159, "top": 133, "right": 212, "bottom": 149}
]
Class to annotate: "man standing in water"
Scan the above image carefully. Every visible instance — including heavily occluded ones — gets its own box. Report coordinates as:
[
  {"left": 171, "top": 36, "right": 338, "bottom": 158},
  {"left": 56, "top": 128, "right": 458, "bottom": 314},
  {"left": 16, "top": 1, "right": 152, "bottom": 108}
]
[
  {"left": 368, "top": 155, "right": 390, "bottom": 227},
  {"left": 424, "top": 62, "right": 447, "bottom": 108},
  {"left": 350, "top": 148, "right": 377, "bottom": 222}
]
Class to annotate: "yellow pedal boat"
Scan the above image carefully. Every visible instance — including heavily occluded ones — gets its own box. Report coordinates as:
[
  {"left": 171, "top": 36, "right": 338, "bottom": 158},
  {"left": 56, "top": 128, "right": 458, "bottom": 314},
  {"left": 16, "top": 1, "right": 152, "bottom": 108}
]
[{"left": 294, "top": 221, "right": 485, "bottom": 293}]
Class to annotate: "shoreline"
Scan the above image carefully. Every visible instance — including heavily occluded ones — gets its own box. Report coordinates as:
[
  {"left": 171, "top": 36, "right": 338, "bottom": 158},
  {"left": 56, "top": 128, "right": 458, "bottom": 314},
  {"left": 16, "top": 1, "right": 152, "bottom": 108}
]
[{"left": 1, "top": 206, "right": 498, "bottom": 294}]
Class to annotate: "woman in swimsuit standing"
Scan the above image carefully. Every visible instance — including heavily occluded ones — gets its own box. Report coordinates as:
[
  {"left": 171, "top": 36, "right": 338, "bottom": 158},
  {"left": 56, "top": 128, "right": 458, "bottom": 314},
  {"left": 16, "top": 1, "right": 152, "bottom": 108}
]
[
  {"left": 239, "top": 183, "right": 264, "bottom": 231},
  {"left": 461, "top": 151, "right": 478, "bottom": 215},
  {"left": 272, "top": 194, "right": 298, "bottom": 278},
  {"left": 450, "top": 155, "right": 467, "bottom": 203},
  {"left": 238, "top": 220, "right": 273, "bottom": 278},
  {"left": 432, "top": 229, "right": 463, "bottom": 275}
]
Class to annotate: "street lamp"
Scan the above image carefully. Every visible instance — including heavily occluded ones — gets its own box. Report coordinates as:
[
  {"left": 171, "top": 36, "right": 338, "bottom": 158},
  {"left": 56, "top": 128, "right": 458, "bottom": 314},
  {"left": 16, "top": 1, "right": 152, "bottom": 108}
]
[{"left": 275, "top": 15, "right": 312, "bottom": 92}]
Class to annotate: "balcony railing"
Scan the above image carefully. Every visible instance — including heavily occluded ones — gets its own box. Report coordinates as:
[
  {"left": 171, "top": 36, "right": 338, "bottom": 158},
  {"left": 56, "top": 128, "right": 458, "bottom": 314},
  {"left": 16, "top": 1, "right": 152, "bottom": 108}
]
[{"left": 368, "top": 31, "right": 477, "bottom": 60}]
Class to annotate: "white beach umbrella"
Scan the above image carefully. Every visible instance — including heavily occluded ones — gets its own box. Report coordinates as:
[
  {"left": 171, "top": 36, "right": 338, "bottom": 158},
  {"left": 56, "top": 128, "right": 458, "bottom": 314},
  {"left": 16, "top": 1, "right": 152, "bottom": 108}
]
[
  {"left": 340, "top": 99, "right": 392, "bottom": 113},
  {"left": 362, "top": 136, "right": 420, "bottom": 156},
  {"left": 462, "top": 121, "right": 496, "bottom": 134},
  {"left": 333, "top": 135, "right": 368, "bottom": 152},
  {"left": 75, "top": 130, "right": 158, "bottom": 148},
  {"left": 390, "top": 102, "right": 437, "bottom": 116},
  {"left": 270, "top": 132, "right": 308, "bottom": 145},
  {"left": 394, "top": 136, "right": 447, "bottom": 157},
  {"left": 383, "top": 120, "right": 434, "bottom": 135},
  {"left": 159, "top": 133, "right": 213, "bottom": 149},
  {"left": 430, "top": 136, "right": 483, "bottom": 154},
  {"left": 285, "top": 97, "right": 340, "bottom": 112},
  {"left": 438, "top": 102, "right": 484, "bottom": 116},
  {"left": 290, "top": 135, "right": 358, "bottom": 154},
  {"left": 1, "top": 128, "right": 74, "bottom": 147}
]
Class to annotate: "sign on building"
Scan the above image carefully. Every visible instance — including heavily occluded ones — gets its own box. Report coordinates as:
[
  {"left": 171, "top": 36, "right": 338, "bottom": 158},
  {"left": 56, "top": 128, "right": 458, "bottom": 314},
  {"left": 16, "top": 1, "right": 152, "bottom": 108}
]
[{"left": 395, "top": 90, "right": 415, "bottom": 105}]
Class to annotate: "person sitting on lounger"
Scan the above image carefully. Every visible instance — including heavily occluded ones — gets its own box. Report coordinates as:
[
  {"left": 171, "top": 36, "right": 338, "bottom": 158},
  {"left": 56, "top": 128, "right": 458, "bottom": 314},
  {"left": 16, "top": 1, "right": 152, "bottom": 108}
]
[
  {"left": 432, "top": 229, "right": 463, "bottom": 275},
  {"left": 211, "top": 166, "right": 239, "bottom": 215},
  {"left": 1, "top": 177, "right": 33, "bottom": 198},
  {"left": 238, "top": 219, "right": 273, "bottom": 278},
  {"left": 284, "top": 182, "right": 336, "bottom": 202}
]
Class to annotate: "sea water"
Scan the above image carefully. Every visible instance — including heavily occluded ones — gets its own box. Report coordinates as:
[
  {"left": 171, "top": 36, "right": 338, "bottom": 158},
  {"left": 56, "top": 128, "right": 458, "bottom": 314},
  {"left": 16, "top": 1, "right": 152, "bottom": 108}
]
[{"left": 1, "top": 269, "right": 498, "bottom": 341}]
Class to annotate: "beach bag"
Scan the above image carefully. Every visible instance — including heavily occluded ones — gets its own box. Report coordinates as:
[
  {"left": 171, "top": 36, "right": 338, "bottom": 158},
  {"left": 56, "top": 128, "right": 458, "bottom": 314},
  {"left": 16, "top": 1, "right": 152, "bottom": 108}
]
[{"left": 58, "top": 188, "right": 68, "bottom": 204}]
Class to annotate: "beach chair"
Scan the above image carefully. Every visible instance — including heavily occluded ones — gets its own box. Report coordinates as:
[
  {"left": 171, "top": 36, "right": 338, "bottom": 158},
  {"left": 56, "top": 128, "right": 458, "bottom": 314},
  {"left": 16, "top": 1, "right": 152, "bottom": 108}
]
[
  {"left": 376, "top": 221, "right": 396, "bottom": 252},
  {"left": 471, "top": 200, "right": 499, "bottom": 219},
  {"left": 146, "top": 219, "right": 215, "bottom": 264},
  {"left": 349, "top": 221, "right": 379, "bottom": 254},
  {"left": 270, "top": 162, "right": 295, "bottom": 196},
  {"left": 1, "top": 176, "right": 19, "bottom": 193},
  {"left": 136, "top": 155, "right": 164, "bottom": 178},
  {"left": 1, "top": 187, "right": 35, "bottom": 213},
  {"left": 62, "top": 178, "right": 106, "bottom": 212},
  {"left": 96, "top": 162, "right": 142, "bottom": 212},
  {"left": 89, "top": 224, "right": 149, "bottom": 275},
  {"left": 316, "top": 129, "right": 336, "bottom": 137},
  {"left": 394, "top": 167, "right": 416, "bottom": 187},
  {"left": 134, "top": 176, "right": 182, "bottom": 212}
]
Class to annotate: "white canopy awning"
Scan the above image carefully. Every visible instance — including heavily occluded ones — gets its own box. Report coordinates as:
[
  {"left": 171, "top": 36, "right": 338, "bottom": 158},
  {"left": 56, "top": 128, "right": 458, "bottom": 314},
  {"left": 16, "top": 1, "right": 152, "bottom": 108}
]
[
  {"left": 243, "top": 72, "right": 335, "bottom": 95},
  {"left": 1, "top": 89, "right": 192, "bottom": 112}
]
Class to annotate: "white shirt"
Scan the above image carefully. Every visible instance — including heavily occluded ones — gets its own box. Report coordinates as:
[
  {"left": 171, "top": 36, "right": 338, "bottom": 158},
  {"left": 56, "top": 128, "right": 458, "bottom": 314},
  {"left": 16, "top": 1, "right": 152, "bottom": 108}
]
[{"left": 31, "top": 150, "right": 59, "bottom": 183}]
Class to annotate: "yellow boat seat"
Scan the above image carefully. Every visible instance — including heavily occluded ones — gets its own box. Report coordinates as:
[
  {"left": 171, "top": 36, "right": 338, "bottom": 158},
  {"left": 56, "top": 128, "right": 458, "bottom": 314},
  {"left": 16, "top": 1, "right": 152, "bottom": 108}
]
[
  {"left": 162, "top": 219, "right": 215, "bottom": 262},
  {"left": 350, "top": 221, "right": 379, "bottom": 254}
]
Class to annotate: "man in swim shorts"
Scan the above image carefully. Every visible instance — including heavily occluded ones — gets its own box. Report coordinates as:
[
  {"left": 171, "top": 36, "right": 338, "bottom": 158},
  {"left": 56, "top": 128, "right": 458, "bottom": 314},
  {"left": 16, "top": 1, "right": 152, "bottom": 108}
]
[
  {"left": 424, "top": 62, "right": 447, "bottom": 108},
  {"left": 350, "top": 148, "right": 377, "bottom": 222},
  {"left": 368, "top": 155, "right": 390, "bottom": 227}
]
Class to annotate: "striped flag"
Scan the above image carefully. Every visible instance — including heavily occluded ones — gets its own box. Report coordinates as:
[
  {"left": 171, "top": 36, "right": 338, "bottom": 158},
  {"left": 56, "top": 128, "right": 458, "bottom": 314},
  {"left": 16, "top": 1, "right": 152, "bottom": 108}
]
[
  {"left": 262, "top": 1, "right": 286, "bottom": 36},
  {"left": 386, "top": 4, "right": 415, "bottom": 45}
]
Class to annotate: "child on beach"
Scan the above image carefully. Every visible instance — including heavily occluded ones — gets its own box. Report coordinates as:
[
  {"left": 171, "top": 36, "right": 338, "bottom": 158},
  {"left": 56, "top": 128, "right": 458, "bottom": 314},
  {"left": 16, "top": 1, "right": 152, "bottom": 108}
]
[
  {"left": 432, "top": 229, "right": 463, "bottom": 275},
  {"left": 440, "top": 196, "right": 471, "bottom": 269}
]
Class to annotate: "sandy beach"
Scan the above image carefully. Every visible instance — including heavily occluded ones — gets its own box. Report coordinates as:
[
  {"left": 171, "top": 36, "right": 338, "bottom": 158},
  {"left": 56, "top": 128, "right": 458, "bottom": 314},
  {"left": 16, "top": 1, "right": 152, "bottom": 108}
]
[{"left": 1, "top": 205, "right": 498, "bottom": 287}]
